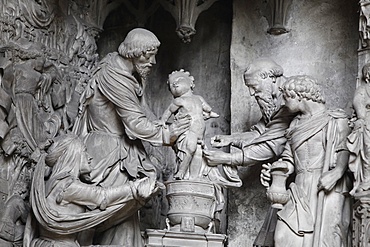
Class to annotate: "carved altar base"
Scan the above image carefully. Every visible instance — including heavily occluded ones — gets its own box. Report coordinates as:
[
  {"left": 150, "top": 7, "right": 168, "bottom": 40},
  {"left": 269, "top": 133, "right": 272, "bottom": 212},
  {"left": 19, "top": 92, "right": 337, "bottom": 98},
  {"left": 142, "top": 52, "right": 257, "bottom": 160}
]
[
  {"left": 144, "top": 180, "right": 226, "bottom": 246},
  {"left": 144, "top": 229, "right": 227, "bottom": 247},
  {"left": 165, "top": 180, "right": 216, "bottom": 233}
]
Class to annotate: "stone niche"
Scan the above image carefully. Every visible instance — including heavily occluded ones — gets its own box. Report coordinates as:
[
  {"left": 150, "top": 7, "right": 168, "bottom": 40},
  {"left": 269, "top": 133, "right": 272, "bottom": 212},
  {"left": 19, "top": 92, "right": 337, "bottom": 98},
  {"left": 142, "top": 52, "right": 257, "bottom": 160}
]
[{"left": 0, "top": 0, "right": 361, "bottom": 246}]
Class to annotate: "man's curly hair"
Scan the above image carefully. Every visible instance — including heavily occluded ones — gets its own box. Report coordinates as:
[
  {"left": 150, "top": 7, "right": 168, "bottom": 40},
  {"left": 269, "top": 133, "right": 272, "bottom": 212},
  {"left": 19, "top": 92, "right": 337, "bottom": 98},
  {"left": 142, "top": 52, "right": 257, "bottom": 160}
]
[{"left": 281, "top": 75, "right": 325, "bottom": 104}]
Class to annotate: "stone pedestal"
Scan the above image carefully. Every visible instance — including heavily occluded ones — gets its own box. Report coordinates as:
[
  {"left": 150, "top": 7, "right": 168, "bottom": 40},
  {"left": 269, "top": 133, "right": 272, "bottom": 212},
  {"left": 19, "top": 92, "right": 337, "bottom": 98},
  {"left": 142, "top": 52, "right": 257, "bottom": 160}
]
[
  {"left": 165, "top": 180, "right": 217, "bottom": 233},
  {"left": 144, "top": 229, "right": 227, "bottom": 247}
]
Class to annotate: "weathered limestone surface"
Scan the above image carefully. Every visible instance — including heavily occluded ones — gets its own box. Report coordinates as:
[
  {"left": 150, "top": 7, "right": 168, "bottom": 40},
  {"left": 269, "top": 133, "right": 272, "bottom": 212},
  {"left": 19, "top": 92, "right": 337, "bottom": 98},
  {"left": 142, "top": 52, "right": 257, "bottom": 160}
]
[
  {"left": 97, "top": 1, "right": 233, "bottom": 233},
  {"left": 229, "top": 0, "right": 358, "bottom": 246},
  {"left": 0, "top": 0, "right": 364, "bottom": 246}
]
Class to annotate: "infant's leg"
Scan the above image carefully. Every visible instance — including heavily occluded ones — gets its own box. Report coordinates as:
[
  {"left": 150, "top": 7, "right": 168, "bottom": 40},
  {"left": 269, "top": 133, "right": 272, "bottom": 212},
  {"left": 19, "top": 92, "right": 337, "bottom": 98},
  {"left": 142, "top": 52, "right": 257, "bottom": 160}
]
[{"left": 174, "top": 133, "right": 199, "bottom": 180}]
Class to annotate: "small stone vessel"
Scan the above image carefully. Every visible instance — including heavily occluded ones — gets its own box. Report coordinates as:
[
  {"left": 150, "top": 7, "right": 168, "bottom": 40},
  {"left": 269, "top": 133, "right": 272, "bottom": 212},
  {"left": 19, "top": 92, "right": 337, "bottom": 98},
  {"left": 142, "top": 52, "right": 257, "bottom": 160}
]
[{"left": 266, "top": 160, "right": 290, "bottom": 209}]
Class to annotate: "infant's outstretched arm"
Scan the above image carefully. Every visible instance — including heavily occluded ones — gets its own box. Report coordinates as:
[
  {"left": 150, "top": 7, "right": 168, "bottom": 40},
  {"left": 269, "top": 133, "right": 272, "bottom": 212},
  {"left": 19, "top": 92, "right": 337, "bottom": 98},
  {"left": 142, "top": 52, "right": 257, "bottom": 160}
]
[{"left": 199, "top": 96, "right": 219, "bottom": 119}]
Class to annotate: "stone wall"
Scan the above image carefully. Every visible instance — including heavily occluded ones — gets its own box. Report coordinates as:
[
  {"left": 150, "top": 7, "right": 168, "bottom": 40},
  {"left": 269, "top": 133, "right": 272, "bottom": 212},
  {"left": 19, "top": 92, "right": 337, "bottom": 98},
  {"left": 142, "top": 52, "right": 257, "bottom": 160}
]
[{"left": 228, "top": 0, "right": 358, "bottom": 246}]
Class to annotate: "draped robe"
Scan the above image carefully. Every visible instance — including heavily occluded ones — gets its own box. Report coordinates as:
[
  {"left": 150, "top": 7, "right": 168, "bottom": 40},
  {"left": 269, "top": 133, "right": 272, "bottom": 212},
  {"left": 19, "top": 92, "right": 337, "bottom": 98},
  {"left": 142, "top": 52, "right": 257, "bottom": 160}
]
[
  {"left": 276, "top": 110, "right": 351, "bottom": 247},
  {"left": 73, "top": 52, "right": 169, "bottom": 246}
]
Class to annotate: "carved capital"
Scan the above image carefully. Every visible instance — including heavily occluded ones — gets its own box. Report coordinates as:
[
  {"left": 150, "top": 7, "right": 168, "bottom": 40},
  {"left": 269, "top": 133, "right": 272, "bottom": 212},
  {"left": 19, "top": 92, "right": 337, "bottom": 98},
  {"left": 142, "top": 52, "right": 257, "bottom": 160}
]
[
  {"left": 158, "top": 0, "right": 218, "bottom": 43},
  {"left": 265, "top": 0, "right": 292, "bottom": 35}
]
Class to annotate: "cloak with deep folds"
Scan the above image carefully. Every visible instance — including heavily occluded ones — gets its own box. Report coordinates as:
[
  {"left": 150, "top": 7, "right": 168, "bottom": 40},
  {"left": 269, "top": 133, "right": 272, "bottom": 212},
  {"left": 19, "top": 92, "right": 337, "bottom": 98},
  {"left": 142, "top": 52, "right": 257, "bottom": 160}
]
[
  {"left": 277, "top": 110, "right": 351, "bottom": 247},
  {"left": 73, "top": 52, "right": 168, "bottom": 246}
]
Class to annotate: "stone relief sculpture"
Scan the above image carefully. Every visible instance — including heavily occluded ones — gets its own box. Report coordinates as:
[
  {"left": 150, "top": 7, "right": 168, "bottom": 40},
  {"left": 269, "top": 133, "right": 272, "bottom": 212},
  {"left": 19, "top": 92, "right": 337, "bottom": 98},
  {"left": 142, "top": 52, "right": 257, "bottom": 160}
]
[
  {"left": 158, "top": 69, "right": 241, "bottom": 236},
  {"left": 0, "top": 44, "right": 65, "bottom": 247},
  {"left": 10, "top": 48, "right": 61, "bottom": 152},
  {"left": 23, "top": 134, "right": 160, "bottom": 247},
  {"left": 348, "top": 63, "right": 370, "bottom": 247},
  {"left": 0, "top": 56, "right": 25, "bottom": 247},
  {"left": 0, "top": 57, "right": 12, "bottom": 143},
  {"left": 161, "top": 69, "right": 219, "bottom": 180},
  {"left": 0, "top": 1, "right": 105, "bottom": 245},
  {"left": 0, "top": 0, "right": 233, "bottom": 243},
  {"left": 348, "top": 62, "right": 370, "bottom": 195},
  {"left": 360, "top": 0, "right": 370, "bottom": 50},
  {"left": 0, "top": 1, "right": 360, "bottom": 246},
  {"left": 203, "top": 57, "right": 296, "bottom": 246},
  {"left": 204, "top": 58, "right": 295, "bottom": 167},
  {"left": 261, "top": 75, "right": 352, "bottom": 247},
  {"left": 0, "top": 175, "right": 30, "bottom": 247},
  {"left": 72, "top": 28, "right": 191, "bottom": 246}
]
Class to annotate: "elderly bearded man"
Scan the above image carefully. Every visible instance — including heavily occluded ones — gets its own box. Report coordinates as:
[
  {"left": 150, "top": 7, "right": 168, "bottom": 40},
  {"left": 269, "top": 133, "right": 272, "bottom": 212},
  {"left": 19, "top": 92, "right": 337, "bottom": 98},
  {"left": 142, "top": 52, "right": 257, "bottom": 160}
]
[
  {"left": 74, "top": 28, "right": 190, "bottom": 246},
  {"left": 204, "top": 57, "right": 295, "bottom": 170},
  {"left": 203, "top": 57, "right": 296, "bottom": 246}
]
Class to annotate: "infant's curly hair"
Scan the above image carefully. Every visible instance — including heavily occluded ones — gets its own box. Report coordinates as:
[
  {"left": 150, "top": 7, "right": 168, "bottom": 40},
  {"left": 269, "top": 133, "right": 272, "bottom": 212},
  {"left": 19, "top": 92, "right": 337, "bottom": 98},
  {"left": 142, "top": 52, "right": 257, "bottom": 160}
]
[
  {"left": 167, "top": 69, "right": 195, "bottom": 90},
  {"left": 281, "top": 75, "right": 325, "bottom": 104}
]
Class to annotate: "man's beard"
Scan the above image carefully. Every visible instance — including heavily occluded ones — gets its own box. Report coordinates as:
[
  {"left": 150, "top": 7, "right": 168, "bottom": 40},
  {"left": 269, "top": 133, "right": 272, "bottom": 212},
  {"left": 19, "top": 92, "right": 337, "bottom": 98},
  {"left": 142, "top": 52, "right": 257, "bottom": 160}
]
[
  {"left": 134, "top": 63, "right": 152, "bottom": 84},
  {"left": 256, "top": 93, "right": 278, "bottom": 123}
]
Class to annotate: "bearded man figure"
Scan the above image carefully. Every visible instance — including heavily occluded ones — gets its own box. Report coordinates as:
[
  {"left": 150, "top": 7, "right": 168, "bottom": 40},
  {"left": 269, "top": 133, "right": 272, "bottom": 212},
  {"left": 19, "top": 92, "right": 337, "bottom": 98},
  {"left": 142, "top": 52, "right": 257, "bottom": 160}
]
[
  {"left": 203, "top": 58, "right": 296, "bottom": 246},
  {"left": 204, "top": 57, "right": 295, "bottom": 170},
  {"left": 73, "top": 28, "right": 190, "bottom": 246}
]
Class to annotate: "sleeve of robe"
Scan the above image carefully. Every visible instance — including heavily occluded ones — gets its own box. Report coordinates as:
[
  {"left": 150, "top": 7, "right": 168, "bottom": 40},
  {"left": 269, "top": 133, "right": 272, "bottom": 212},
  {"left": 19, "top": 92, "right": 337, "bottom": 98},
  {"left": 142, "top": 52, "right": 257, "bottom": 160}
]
[
  {"left": 60, "top": 179, "right": 140, "bottom": 209},
  {"left": 29, "top": 156, "right": 142, "bottom": 235},
  {"left": 97, "top": 59, "right": 171, "bottom": 145},
  {"left": 233, "top": 108, "right": 294, "bottom": 166}
]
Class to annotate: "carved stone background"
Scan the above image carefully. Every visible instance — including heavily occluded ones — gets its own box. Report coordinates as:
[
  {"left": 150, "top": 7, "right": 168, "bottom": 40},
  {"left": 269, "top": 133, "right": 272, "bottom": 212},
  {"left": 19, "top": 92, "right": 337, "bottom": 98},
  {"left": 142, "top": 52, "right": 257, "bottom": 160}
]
[
  {"left": 0, "top": 0, "right": 363, "bottom": 246},
  {"left": 0, "top": 1, "right": 107, "bottom": 246}
]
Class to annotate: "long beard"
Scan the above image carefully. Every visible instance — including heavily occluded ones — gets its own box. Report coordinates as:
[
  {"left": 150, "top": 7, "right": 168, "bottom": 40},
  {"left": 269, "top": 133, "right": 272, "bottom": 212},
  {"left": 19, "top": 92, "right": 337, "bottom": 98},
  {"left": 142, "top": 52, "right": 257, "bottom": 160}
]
[
  {"left": 134, "top": 63, "right": 152, "bottom": 85},
  {"left": 256, "top": 93, "right": 278, "bottom": 123}
]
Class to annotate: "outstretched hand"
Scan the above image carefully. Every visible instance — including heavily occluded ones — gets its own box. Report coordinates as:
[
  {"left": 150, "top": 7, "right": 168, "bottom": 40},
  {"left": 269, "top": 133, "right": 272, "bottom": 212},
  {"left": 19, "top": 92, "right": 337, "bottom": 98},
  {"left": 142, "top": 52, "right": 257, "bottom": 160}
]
[
  {"left": 210, "top": 135, "right": 233, "bottom": 148},
  {"left": 135, "top": 178, "right": 164, "bottom": 199},
  {"left": 318, "top": 168, "right": 342, "bottom": 192}
]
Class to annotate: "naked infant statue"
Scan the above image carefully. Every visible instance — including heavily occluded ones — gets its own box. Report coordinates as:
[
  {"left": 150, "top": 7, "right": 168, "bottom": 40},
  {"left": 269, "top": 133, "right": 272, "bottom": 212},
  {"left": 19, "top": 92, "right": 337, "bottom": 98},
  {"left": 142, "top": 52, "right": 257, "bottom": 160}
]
[{"left": 161, "top": 69, "right": 219, "bottom": 180}]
